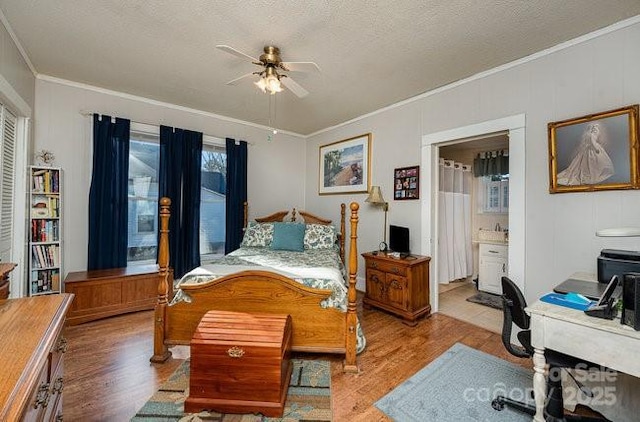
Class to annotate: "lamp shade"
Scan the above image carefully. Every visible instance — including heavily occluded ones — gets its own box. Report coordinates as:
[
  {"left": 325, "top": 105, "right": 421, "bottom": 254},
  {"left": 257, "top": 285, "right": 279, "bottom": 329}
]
[{"left": 365, "top": 186, "right": 385, "bottom": 204}]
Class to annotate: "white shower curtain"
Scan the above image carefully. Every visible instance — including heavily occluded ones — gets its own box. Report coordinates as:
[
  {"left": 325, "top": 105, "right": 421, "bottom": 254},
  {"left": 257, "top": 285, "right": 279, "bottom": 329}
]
[{"left": 438, "top": 159, "right": 473, "bottom": 284}]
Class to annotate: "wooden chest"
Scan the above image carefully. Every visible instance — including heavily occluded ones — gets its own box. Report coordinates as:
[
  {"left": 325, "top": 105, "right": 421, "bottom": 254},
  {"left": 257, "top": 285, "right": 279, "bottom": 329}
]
[
  {"left": 64, "top": 264, "right": 159, "bottom": 325},
  {"left": 184, "top": 310, "right": 293, "bottom": 417}
]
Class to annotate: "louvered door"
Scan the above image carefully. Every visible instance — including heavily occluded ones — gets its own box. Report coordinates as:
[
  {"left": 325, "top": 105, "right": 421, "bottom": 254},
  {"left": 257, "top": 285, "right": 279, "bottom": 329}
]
[{"left": 0, "top": 105, "right": 17, "bottom": 262}]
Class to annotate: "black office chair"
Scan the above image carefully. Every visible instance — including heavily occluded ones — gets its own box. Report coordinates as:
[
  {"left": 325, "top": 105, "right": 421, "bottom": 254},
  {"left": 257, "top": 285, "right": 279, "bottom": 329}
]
[{"left": 491, "top": 276, "right": 609, "bottom": 422}]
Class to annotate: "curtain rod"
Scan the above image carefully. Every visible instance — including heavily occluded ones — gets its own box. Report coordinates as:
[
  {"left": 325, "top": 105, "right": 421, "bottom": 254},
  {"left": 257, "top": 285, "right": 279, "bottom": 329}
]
[{"left": 79, "top": 111, "right": 253, "bottom": 145}]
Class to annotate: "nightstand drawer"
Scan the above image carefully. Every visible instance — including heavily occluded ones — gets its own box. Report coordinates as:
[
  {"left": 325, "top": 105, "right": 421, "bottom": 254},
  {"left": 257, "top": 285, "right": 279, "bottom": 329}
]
[{"left": 366, "top": 259, "right": 407, "bottom": 276}]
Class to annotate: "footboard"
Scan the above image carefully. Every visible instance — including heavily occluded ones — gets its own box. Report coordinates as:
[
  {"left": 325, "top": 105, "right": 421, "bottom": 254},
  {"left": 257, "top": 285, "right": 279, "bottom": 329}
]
[{"left": 165, "top": 270, "right": 347, "bottom": 352}]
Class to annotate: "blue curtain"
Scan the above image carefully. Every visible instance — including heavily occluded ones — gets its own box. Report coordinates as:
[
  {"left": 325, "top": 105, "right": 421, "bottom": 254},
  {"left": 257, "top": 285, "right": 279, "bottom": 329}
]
[
  {"left": 88, "top": 115, "right": 130, "bottom": 270},
  {"left": 159, "top": 125, "right": 203, "bottom": 278},
  {"left": 225, "top": 138, "right": 248, "bottom": 253}
]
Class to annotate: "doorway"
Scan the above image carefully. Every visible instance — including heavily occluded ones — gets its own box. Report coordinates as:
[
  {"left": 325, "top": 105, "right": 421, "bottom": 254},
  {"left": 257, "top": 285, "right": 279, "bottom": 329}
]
[
  {"left": 436, "top": 136, "right": 509, "bottom": 333},
  {"left": 420, "top": 114, "right": 526, "bottom": 322}
]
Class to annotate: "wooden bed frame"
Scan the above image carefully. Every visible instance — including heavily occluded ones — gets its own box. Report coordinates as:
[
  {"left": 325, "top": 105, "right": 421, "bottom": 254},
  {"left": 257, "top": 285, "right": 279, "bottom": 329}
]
[{"left": 151, "top": 197, "right": 361, "bottom": 372}]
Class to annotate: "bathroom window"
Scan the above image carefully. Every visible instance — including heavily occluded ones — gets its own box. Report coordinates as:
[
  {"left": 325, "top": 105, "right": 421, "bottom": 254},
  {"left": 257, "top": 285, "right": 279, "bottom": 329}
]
[{"left": 480, "top": 175, "right": 509, "bottom": 213}]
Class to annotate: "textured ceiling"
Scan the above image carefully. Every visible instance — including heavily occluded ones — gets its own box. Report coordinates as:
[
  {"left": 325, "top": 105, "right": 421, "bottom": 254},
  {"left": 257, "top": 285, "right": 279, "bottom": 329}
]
[{"left": 1, "top": 1, "right": 639, "bottom": 135}]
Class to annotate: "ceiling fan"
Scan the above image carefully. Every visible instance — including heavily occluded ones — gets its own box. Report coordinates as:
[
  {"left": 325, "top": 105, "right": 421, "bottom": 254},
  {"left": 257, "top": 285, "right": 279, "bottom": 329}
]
[{"left": 216, "top": 45, "right": 320, "bottom": 98}]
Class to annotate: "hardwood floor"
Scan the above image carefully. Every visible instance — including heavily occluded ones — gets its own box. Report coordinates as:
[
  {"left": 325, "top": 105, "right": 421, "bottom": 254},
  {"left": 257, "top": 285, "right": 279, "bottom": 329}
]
[{"left": 63, "top": 299, "right": 527, "bottom": 421}]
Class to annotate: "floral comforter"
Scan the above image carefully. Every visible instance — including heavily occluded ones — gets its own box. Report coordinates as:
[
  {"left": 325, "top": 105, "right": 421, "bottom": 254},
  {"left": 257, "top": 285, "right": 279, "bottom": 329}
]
[{"left": 171, "top": 246, "right": 366, "bottom": 353}]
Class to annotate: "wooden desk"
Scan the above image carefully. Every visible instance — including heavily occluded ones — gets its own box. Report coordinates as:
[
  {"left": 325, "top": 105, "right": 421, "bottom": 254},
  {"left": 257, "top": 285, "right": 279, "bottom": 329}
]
[
  {"left": 0, "top": 294, "right": 73, "bottom": 421},
  {"left": 528, "top": 300, "right": 640, "bottom": 421}
]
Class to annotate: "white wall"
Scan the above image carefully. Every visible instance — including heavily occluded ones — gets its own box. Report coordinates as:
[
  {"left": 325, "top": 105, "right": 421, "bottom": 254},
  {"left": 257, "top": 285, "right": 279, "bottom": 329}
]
[
  {"left": 307, "top": 20, "right": 640, "bottom": 304},
  {"left": 34, "top": 78, "right": 307, "bottom": 274},
  {"left": 0, "top": 22, "right": 34, "bottom": 110},
  {"left": 305, "top": 101, "right": 423, "bottom": 290}
]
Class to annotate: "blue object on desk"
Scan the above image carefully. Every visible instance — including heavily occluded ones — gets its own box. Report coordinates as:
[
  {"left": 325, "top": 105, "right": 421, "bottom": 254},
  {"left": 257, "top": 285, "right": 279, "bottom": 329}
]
[{"left": 540, "top": 292, "right": 597, "bottom": 311}]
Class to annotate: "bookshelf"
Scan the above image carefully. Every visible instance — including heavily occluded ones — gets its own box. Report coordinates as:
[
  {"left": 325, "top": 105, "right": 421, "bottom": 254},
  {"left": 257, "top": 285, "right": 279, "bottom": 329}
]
[{"left": 28, "top": 166, "right": 62, "bottom": 296}]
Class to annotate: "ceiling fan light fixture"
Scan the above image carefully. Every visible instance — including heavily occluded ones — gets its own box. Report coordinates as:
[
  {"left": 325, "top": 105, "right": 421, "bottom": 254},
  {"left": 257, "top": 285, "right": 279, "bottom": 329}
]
[
  {"left": 254, "top": 77, "right": 268, "bottom": 93},
  {"left": 266, "top": 74, "right": 282, "bottom": 94}
]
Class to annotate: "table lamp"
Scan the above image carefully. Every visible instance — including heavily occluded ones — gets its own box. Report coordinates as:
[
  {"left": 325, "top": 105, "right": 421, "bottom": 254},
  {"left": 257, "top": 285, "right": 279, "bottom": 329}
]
[{"left": 365, "top": 186, "right": 389, "bottom": 251}]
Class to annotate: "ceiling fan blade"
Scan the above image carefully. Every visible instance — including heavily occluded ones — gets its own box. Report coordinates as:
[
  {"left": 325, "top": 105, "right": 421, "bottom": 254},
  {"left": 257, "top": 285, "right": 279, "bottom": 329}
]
[
  {"left": 225, "top": 72, "right": 256, "bottom": 85},
  {"left": 280, "top": 61, "right": 321, "bottom": 73},
  {"left": 216, "top": 45, "right": 259, "bottom": 63},
  {"left": 280, "top": 76, "right": 309, "bottom": 98}
]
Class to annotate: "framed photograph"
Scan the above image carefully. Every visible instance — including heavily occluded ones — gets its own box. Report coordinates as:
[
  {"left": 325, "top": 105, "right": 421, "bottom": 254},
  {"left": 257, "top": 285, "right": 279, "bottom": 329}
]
[
  {"left": 319, "top": 133, "right": 371, "bottom": 195},
  {"left": 548, "top": 104, "right": 639, "bottom": 193},
  {"left": 394, "top": 165, "right": 420, "bottom": 200}
]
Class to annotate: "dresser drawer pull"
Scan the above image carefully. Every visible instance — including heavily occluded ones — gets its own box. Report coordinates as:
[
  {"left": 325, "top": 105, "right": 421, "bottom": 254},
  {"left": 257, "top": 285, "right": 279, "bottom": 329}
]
[
  {"left": 391, "top": 267, "right": 399, "bottom": 274},
  {"left": 34, "top": 383, "right": 50, "bottom": 409},
  {"left": 52, "top": 377, "right": 64, "bottom": 394},
  {"left": 371, "top": 262, "right": 378, "bottom": 269},
  {"left": 56, "top": 337, "right": 68, "bottom": 353},
  {"left": 488, "top": 250, "right": 499, "bottom": 254},
  {"left": 227, "top": 346, "right": 245, "bottom": 358}
]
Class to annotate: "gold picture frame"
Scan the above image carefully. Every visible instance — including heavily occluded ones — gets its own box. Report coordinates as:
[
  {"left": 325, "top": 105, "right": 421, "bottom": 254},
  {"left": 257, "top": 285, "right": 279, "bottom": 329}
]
[
  {"left": 319, "top": 133, "right": 371, "bottom": 195},
  {"left": 548, "top": 104, "right": 639, "bottom": 193}
]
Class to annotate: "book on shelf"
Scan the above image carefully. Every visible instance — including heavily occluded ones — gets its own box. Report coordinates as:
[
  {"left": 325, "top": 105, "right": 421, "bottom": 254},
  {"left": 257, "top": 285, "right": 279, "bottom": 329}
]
[
  {"left": 30, "top": 220, "right": 59, "bottom": 242},
  {"left": 31, "top": 244, "right": 59, "bottom": 268},
  {"left": 31, "top": 169, "right": 60, "bottom": 194}
]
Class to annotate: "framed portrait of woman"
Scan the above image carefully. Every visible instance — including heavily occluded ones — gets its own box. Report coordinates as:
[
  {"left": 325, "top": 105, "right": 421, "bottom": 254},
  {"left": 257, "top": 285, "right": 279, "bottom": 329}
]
[{"left": 548, "top": 104, "right": 639, "bottom": 193}]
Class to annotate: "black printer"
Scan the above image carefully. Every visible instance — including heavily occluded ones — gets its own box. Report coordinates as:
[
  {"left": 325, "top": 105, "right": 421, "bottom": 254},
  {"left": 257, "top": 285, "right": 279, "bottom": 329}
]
[{"left": 598, "top": 249, "right": 640, "bottom": 283}]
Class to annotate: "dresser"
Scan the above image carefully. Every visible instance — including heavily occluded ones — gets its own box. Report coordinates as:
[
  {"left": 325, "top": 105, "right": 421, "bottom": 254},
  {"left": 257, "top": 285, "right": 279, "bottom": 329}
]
[
  {"left": 0, "top": 263, "right": 17, "bottom": 300},
  {"left": 362, "top": 252, "right": 431, "bottom": 325},
  {"left": 0, "top": 294, "right": 74, "bottom": 421}
]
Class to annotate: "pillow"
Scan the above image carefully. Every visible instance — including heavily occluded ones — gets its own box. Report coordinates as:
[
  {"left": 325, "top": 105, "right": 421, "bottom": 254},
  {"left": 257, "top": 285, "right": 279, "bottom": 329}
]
[
  {"left": 304, "top": 224, "right": 338, "bottom": 250},
  {"left": 271, "top": 222, "right": 305, "bottom": 252},
  {"left": 240, "top": 222, "right": 274, "bottom": 247}
]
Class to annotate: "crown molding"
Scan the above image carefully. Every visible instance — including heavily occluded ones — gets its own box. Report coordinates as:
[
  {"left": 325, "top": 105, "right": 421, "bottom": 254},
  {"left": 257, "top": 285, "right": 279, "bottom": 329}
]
[{"left": 36, "top": 74, "right": 306, "bottom": 139}]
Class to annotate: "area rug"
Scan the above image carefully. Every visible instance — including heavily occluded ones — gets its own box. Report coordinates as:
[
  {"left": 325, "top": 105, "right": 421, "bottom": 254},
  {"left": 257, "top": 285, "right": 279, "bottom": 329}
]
[
  {"left": 466, "top": 291, "right": 503, "bottom": 310},
  {"left": 131, "top": 359, "right": 331, "bottom": 421},
  {"left": 375, "top": 343, "right": 533, "bottom": 422}
]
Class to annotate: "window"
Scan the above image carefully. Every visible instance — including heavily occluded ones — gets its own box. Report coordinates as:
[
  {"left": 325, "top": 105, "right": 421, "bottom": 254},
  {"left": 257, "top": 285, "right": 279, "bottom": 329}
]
[
  {"left": 126, "top": 127, "right": 226, "bottom": 264},
  {"left": 128, "top": 132, "right": 159, "bottom": 262},
  {"left": 200, "top": 144, "right": 226, "bottom": 260},
  {"left": 480, "top": 175, "right": 509, "bottom": 214}
]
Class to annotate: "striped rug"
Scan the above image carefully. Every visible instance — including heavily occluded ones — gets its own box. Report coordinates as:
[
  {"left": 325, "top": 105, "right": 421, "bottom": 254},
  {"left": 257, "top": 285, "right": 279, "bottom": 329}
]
[{"left": 131, "top": 359, "right": 332, "bottom": 421}]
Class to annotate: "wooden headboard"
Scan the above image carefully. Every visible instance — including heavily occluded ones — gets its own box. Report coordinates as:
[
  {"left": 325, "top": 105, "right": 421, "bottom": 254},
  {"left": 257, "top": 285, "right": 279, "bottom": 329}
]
[{"left": 243, "top": 204, "right": 347, "bottom": 262}]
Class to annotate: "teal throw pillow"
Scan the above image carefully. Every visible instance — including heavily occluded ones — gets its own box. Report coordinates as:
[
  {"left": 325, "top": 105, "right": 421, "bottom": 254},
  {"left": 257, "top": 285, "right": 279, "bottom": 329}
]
[{"left": 271, "top": 222, "right": 305, "bottom": 252}]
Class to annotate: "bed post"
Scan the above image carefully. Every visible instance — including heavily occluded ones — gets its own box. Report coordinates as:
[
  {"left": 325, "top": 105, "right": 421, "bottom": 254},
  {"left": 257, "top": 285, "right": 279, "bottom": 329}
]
[
  {"left": 339, "top": 203, "right": 346, "bottom": 263},
  {"left": 343, "top": 202, "right": 359, "bottom": 373},
  {"left": 151, "top": 197, "right": 172, "bottom": 363},
  {"left": 243, "top": 201, "right": 248, "bottom": 228}
]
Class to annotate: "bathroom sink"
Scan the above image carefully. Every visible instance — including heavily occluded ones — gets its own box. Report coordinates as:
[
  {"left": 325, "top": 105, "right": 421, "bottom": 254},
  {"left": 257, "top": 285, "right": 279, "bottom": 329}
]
[{"left": 478, "top": 229, "right": 507, "bottom": 243}]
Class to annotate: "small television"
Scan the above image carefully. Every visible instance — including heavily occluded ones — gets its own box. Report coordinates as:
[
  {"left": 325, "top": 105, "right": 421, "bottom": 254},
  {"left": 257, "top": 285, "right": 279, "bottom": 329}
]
[{"left": 389, "top": 225, "right": 410, "bottom": 256}]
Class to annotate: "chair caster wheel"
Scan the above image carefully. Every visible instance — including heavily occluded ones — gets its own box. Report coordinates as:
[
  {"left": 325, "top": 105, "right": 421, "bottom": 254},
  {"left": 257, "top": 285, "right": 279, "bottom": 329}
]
[{"left": 491, "top": 398, "right": 505, "bottom": 411}]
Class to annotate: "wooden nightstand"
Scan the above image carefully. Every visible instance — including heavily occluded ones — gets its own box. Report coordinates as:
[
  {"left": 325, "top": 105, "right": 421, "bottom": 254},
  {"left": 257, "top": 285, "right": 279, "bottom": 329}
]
[{"left": 362, "top": 252, "right": 431, "bottom": 326}]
